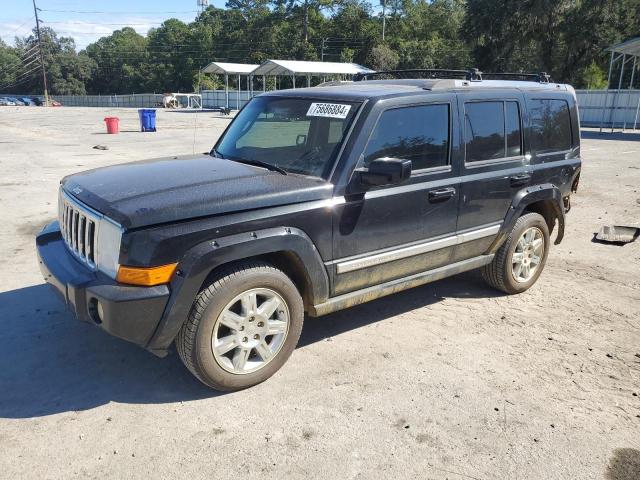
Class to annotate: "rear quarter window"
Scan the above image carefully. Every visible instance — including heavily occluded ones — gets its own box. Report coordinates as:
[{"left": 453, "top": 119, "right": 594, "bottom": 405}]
[{"left": 529, "top": 99, "right": 572, "bottom": 154}]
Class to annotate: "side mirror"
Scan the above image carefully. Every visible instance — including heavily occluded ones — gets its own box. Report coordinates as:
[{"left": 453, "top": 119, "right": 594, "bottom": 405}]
[{"left": 356, "top": 157, "right": 412, "bottom": 188}]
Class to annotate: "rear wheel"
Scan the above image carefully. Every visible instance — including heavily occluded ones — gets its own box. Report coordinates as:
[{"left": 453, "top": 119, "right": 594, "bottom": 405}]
[
  {"left": 176, "top": 261, "right": 304, "bottom": 391},
  {"left": 482, "top": 212, "right": 550, "bottom": 294}
]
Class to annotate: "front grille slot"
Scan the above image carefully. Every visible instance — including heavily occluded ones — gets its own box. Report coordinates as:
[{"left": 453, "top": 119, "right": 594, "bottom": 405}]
[{"left": 59, "top": 193, "right": 99, "bottom": 270}]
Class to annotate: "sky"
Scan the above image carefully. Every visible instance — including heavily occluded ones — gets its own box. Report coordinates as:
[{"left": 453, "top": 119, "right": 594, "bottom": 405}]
[{"left": 0, "top": 0, "right": 227, "bottom": 50}]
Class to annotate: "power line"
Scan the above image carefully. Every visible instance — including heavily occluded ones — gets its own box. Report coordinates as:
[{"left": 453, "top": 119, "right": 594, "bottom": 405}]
[
  {"left": 0, "top": 56, "right": 41, "bottom": 77},
  {"left": 40, "top": 9, "right": 200, "bottom": 15},
  {"left": 43, "top": 20, "right": 167, "bottom": 26},
  {"left": 0, "top": 65, "right": 41, "bottom": 91}
]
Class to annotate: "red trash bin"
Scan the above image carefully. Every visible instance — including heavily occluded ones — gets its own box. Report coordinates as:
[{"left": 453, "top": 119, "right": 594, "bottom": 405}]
[{"left": 104, "top": 117, "right": 119, "bottom": 134}]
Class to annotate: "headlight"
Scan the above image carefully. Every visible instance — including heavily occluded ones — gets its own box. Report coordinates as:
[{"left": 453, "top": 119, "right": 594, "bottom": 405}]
[{"left": 96, "top": 216, "right": 123, "bottom": 279}]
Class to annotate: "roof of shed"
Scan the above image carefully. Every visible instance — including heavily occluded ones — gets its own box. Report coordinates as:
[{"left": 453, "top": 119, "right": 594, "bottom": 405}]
[
  {"left": 202, "top": 62, "right": 259, "bottom": 74},
  {"left": 251, "top": 60, "right": 374, "bottom": 76},
  {"left": 608, "top": 37, "right": 640, "bottom": 57}
]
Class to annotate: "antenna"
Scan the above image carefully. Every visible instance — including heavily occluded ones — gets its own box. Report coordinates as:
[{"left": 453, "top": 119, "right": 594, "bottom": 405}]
[{"left": 197, "top": 0, "right": 209, "bottom": 13}]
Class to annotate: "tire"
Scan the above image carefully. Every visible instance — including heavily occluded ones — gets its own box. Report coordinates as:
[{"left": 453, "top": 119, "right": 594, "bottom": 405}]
[
  {"left": 482, "top": 212, "right": 550, "bottom": 294},
  {"left": 176, "top": 261, "right": 304, "bottom": 391}
]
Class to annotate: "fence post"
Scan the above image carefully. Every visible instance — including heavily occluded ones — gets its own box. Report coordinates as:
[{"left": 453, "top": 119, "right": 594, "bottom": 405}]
[
  {"left": 611, "top": 54, "right": 626, "bottom": 133},
  {"left": 623, "top": 57, "right": 637, "bottom": 131},
  {"left": 600, "top": 51, "right": 615, "bottom": 133}
]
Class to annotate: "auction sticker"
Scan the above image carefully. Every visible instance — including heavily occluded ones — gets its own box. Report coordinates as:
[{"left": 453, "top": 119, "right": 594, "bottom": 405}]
[{"left": 306, "top": 103, "right": 351, "bottom": 119}]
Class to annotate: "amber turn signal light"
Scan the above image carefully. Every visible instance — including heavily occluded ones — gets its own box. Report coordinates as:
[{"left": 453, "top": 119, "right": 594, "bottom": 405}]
[{"left": 116, "top": 263, "right": 178, "bottom": 286}]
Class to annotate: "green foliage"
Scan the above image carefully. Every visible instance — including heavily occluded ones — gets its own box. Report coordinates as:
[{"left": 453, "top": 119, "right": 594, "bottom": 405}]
[
  {"left": 367, "top": 44, "right": 399, "bottom": 70},
  {"left": 0, "top": 40, "right": 22, "bottom": 89},
  {"left": 1, "top": 0, "right": 638, "bottom": 94},
  {"left": 582, "top": 61, "right": 608, "bottom": 90}
]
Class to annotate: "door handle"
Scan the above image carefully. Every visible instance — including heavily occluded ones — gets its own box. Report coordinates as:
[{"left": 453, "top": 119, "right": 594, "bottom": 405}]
[
  {"left": 510, "top": 174, "right": 531, "bottom": 187},
  {"left": 428, "top": 187, "right": 456, "bottom": 203}
]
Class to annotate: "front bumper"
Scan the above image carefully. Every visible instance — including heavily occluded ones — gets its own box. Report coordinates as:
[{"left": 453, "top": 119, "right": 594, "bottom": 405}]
[{"left": 36, "top": 221, "right": 170, "bottom": 348}]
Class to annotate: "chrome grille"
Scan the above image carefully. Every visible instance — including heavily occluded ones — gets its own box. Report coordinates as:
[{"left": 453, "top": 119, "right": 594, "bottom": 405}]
[{"left": 59, "top": 192, "right": 99, "bottom": 269}]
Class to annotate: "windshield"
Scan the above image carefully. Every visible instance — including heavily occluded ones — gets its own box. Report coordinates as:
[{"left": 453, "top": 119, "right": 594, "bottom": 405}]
[{"left": 215, "top": 96, "right": 360, "bottom": 178}]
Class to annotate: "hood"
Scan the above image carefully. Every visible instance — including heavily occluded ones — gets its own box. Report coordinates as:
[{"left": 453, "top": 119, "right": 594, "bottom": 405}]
[{"left": 62, "top": 154, "right": 333, "bottom": 229}]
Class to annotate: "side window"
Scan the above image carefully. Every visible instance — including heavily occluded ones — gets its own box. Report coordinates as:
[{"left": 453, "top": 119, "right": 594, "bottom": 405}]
[
  {"left": 465, "top": 100, "right": 523, "bottom": 162},
  {"left": 529, "top": 99, "right": 572, "bottom": 153},
  {"left": 364, "top": 104, "right": 449, "bottom": 171},
  {"left": 506, "top": 101, "right": 522, "bottom": 157},
  {"left": 464, "top": 101, "right": 504, "bottom": 162}
]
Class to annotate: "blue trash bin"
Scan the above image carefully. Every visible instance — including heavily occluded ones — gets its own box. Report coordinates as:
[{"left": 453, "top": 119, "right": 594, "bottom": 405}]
[{"left": 138, "top": 109, "right": 157, "bottom": 132}]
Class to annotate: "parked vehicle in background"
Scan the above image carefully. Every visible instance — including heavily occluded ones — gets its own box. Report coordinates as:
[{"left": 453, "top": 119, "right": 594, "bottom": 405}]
[
  {"left": 19, "top": 97, "right": 34, "bottom": 106},
  {"left": 36, "top": 69, "right": 581, "bottom": 391},
  {"left": 30, "top": 97, "right": 43, "bottom": 106},
  {"left": 5, "top": 97, "right": 25, "bottom": 106},
  {"left": 50, "top": 99, "right": 62, "bottom": 107},
  {"left": 0, "top": 98, "right": 14, "bottom": 106}
]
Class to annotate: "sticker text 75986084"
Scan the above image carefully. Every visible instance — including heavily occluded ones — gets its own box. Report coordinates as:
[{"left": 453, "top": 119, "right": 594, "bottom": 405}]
[{"left": 306, "top": 103, "right": 351, "bottom": 119}]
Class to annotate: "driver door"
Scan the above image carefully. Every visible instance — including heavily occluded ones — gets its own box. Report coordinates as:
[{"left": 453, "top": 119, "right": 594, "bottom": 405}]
[{"left": 330, "top": 95, "right": 461, "bottom": 296}]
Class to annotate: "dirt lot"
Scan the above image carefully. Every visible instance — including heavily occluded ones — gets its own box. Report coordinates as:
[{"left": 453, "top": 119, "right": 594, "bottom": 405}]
[{"left": 0, "top": 107, "right": 639, "bottom": 480}]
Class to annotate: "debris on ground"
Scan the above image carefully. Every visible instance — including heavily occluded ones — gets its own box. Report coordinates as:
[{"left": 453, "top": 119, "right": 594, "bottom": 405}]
[
  {"left": 93, "top": 145, "right": 108, "bottom": 150},
  {"left": 594, "top": 225, "right": 640, "bottom": 245}
]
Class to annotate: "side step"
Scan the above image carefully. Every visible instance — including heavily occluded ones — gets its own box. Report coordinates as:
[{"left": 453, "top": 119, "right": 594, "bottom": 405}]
[{"left": 309, "top": 254, "right": 494, "bottom": 317}]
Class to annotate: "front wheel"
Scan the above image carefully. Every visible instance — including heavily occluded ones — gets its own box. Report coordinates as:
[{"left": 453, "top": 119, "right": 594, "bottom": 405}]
[
  {"left": 176, "top": 261, "right": 304, "bottom": 391},
  {"left": 482, "top": 212, "right": 550, "bottom": 294}
]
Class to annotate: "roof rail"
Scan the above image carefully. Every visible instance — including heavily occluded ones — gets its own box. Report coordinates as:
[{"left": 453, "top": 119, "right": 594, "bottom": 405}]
[
  {"left": 354, "top": 68, "right": 552, "bottom": 83},
  {"left": 482, "top": 72, "right": 552, "bottom": 83}
]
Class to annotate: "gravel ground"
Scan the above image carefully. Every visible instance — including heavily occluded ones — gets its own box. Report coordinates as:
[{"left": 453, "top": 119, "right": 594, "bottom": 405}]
[{"left": 0, "top": 107, "right": 639, "bottom": 480}]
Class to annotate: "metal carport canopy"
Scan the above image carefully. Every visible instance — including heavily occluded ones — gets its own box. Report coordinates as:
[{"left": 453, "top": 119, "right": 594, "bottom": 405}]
[
  {"left": 251, "top": 60, "right": 374, "bottom": 76},
  {"left": 201, "top": 62, "right": 259, "bottom": 110},
  {"left": 608, "top": 37, "right": 640, "bottom": 57},
  {"left": 202, "top": 62, "right": 259, "bottom": 74}
]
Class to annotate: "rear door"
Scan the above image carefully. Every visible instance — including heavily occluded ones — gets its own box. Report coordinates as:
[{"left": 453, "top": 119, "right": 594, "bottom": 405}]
[
  {"left": 453, "top": 90, "right": 530, "bottom": 261},
  {"left": 329, "top": 94, "right": 462, "bottom": 295}
]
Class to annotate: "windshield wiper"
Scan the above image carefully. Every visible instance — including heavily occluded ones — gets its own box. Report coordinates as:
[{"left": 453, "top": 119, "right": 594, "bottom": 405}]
[
  {"left": 211, "top": 148, "right": 225, "bottom": 159},
  {"left": 225, "top": 157, "right": 288, "bottom": 175}
]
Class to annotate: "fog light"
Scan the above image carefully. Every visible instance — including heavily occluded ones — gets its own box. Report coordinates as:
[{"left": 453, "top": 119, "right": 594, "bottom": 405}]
[{"left": 88, "top": 298, "right": 103, "bottom": 324}]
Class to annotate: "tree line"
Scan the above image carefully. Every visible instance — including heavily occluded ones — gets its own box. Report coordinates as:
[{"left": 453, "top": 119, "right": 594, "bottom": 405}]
[{"left": 1, "top": 0, "right": 638, "bottom": 95}]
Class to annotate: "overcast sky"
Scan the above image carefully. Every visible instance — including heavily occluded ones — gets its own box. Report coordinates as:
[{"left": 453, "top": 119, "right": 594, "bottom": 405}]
[{"left": 0, "top": 0, "right": 226, "bottom": 50}]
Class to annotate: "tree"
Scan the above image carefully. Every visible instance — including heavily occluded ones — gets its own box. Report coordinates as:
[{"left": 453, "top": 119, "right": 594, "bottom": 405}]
[
  {"left": 84, "top": 28, "right": 147, "bottom": 94},
  {"left": 582, "top": 61, "right": 608, "bottom": 90},
  {"left": 366, "top": 44, "right": 399, "bottom": 70},
  {"left": 11, "top": 27, "right": 95, "bottom": 95},
  {"left": 0, "top": 40, "right": 22, "bottom": 91}
]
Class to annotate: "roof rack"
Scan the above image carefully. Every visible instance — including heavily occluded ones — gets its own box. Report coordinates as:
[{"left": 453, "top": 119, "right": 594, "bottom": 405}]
[
  {"left": 353, "top": 69, "right": 480, "bottom": 82},
  {"left": 354, "top": 68, "right": 552, "bottom": 83},
  {"left": 482, "top": 72, "right": 552, "bottom": 83}
]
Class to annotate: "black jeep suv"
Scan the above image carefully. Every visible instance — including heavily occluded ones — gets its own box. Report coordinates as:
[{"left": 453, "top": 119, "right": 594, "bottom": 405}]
[{"left": 37, "top": 71, "right": 581, "bottom": 390}]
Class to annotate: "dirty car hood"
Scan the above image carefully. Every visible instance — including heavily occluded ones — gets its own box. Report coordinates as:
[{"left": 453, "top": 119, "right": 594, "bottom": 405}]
[{"left": 62, "top": 154, "right": 334, "bottom": 229}]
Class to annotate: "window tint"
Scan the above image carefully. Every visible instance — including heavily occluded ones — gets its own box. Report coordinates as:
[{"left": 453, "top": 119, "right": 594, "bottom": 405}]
[
  {"left": 529, "top": 99, "right": 572, "bottom": 153},
  {"left": 464, "top": 102, "right": 505, "bottom": 162},
  {"left": 364, "top": 104, "right": 449, "bottom": 170},
  {"left": 506, "top": 101, "right": 522, "bottom": 157},
  {"left": 328, "top": 118, "right": 345, "bottom": 144}
]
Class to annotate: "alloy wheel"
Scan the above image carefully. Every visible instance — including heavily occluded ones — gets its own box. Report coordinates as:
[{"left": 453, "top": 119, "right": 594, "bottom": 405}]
[{"left": 211, "top": 288, "right": 290, "bottom": 374}]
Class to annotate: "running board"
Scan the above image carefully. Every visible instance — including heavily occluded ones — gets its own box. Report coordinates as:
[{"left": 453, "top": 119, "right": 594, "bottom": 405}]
[{"left": 309, "top": 254, "right": 494, "bottom": 317}]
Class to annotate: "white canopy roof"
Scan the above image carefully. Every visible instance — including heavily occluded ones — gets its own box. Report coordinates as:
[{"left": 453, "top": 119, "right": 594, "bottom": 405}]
[
  {"left": 202, "top": 62, "right": 259, "bottom": 74},
  {"left": 608, "top": 37, "right": 640, "bottom": 57},
  {"left": 252, "top": 60, "right": 374, "bottom": 76}
]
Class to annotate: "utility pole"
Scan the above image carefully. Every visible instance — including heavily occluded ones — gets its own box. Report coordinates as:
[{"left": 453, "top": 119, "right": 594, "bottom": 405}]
[
  {"left": 32, "top": 0, "right": 49, "bottom": 106},
  {"left": 381, "top": 0, "right": 386, "bottom": 41}
]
